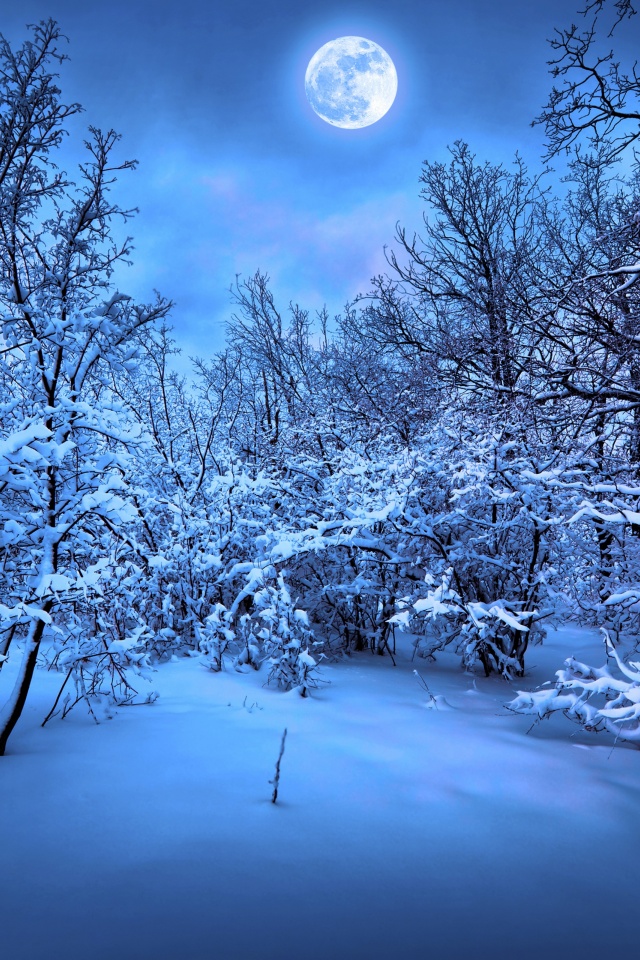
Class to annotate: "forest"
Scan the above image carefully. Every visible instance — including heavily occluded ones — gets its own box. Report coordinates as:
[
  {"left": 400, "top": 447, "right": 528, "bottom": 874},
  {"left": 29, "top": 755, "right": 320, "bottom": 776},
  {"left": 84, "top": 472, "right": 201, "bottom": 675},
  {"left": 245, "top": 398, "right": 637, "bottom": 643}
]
[{"left": 2, "top": 0, "right": 640, "bottom": 758}]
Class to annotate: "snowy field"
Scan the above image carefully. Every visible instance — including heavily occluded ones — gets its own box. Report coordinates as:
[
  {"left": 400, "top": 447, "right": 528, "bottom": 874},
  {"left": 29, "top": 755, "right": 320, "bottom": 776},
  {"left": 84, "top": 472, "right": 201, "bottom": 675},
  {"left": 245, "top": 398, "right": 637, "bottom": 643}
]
[{"left": 2, "top": 625, "right": 638, "bottom": 960}]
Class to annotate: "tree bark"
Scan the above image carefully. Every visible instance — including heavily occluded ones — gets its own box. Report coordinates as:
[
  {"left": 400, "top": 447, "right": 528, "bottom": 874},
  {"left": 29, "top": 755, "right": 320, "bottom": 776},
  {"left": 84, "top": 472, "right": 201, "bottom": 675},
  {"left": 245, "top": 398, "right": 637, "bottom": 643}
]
[{"left": 0, "top": 609, "right": 49, "bottom": 756}]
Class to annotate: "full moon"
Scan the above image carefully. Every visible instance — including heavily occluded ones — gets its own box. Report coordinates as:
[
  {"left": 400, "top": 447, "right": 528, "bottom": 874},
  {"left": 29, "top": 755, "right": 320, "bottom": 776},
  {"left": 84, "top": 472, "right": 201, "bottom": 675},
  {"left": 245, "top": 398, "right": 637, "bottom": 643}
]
[{"left": 305, "top": 37, "right": 398, "bottom": 129}]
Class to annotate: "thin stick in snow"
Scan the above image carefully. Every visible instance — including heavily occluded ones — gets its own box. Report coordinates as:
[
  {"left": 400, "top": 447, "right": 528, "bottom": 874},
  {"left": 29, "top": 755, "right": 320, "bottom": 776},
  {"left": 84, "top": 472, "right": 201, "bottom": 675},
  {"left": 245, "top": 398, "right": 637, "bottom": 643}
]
[
  {"left": 270, "top": 727, "right": 288, "bottom": 804},
  {"left": 413, "top": 669, "right": 438, "bottom": 709}
]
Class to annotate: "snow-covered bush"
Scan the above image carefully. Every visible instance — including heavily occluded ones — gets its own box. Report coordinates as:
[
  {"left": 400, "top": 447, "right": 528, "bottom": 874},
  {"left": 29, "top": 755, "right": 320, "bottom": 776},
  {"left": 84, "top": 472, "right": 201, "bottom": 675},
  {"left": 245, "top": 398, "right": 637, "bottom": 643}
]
[
  {"left": 199, "top": 604, "right": 235, "bottom": 672},
  {"left": 508, "top": 632, "right": 640, "bottom": 743},
  {"left": 43, "top": 618, "right": 157, "bottom": 725},
  {"left": 393, "top": 569, "right": 538, "bottom": 678},
  {"left": 195, "top": 567, "right": 323, "bottom": 693},
  {"left": 366, "top": 424, "right": 562, "bottom": 677},
  {"left": 252, "top": 574, "right": 322, "bottom": 695}
]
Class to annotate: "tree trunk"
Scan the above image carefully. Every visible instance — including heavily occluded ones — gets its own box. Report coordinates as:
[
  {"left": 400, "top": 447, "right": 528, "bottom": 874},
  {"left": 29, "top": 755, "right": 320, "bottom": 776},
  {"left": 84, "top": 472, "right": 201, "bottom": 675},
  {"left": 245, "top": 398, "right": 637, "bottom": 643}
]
[{"left": 0, "top": 611, "right": 49, "bottom": 756}]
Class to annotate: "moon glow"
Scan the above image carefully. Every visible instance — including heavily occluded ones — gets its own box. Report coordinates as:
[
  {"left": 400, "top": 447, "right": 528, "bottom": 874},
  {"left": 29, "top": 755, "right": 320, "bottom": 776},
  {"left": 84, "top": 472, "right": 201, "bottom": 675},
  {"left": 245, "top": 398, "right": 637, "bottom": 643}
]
[{"left": 305, "top": 37, "right": 397, "bottom": 129}]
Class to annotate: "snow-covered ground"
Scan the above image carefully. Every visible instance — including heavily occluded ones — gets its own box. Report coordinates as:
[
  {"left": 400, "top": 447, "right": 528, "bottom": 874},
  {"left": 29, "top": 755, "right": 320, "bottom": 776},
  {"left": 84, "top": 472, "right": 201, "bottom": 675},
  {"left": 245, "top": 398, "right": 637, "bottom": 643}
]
[{"left": 2, "top": 626, "right": 638, "bottom": 960}]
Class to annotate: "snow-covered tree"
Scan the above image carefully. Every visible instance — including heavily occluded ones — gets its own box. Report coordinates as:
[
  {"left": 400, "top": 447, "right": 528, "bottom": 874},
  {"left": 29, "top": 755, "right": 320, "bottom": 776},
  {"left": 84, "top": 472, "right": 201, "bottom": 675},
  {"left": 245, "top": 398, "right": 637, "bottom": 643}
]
[{"left": 0, "top": 21, "right": 170, "bottom": 753}]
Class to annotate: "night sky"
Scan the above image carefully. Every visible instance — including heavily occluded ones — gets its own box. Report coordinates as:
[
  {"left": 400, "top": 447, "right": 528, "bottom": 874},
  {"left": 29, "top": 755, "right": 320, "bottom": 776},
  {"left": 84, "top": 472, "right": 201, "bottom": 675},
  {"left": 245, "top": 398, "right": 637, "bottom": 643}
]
[{"left": 0, "top": 0, "right": 619, "bottom": 361}]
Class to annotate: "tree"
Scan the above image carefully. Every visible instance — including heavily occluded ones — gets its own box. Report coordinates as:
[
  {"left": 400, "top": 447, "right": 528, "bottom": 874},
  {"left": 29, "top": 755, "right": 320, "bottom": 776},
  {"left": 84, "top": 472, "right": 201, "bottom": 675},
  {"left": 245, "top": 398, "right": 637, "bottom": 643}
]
[
  {"left": 358, "top": 142, "right": 550, "bottom": 411},
  {"left": 532, "top": 1, "right": 640, "bottom": 626},
  {"left": 0, "top": 21, "right": 170, "bottom": 754},
  {"left": 536, "top": 0, "right": 640, "bottom": 161}
]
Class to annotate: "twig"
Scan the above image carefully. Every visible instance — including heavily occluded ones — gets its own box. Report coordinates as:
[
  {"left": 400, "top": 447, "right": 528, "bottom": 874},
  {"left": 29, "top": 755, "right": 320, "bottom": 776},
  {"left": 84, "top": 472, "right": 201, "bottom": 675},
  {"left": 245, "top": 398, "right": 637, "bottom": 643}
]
[
  {"left": 413, "top": 668, "right": 438, "bottom": 708},
  {"left": 270, "top": 727, "right": 288, "bottom": 804},
  {"left": 382, "top": 635, "right": 397, "bottom": 666},
  {"left": 42, "top": 666, "right": 73, "bottom": 726}
]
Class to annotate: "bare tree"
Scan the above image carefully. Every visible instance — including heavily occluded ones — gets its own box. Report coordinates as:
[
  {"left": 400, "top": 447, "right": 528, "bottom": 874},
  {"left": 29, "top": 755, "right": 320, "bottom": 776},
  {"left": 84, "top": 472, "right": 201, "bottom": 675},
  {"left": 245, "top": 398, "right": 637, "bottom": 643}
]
[
  {"left": 537, "top": 0, "right": 640, "bottom": 160},
  {"left": 357, "top": 142, "right": 551, "bottom": 415}
]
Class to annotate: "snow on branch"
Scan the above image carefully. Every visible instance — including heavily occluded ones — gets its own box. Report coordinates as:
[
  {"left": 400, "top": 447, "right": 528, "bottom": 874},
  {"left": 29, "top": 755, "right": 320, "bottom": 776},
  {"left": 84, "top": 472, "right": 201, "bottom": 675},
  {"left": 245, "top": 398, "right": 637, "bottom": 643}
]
[{"left": 508, "top": 631, "right": 640, "bottom": 743}]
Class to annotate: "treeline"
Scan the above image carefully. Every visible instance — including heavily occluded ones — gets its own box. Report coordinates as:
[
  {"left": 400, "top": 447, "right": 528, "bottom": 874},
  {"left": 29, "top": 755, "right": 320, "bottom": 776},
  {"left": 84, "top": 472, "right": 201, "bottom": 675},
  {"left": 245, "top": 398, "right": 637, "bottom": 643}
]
[{"left": 2, "top": 4, "right": 640, "bottom": 753}]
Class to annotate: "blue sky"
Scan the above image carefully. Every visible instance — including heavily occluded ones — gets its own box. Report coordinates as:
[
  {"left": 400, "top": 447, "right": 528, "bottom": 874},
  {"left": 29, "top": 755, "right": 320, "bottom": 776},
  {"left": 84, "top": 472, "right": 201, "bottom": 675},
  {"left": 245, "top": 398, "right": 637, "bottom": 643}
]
[{"left": 1, "top": 0, "right": 605, "bottom": 360}]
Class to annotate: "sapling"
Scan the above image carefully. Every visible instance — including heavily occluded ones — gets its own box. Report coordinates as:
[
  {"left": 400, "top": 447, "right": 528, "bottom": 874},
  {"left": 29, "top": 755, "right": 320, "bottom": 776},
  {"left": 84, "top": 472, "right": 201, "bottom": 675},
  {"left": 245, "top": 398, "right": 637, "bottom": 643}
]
[{"left": 270, "top": 727, "right": 288, "bottom": 804}]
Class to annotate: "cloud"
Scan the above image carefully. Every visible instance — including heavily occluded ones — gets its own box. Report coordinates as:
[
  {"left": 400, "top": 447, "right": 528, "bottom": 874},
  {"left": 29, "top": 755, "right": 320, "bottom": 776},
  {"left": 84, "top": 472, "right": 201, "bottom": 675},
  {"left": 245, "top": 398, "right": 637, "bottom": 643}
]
[
  {"left": 111, "top": 145, "right": 421, "bottom": 364},
  {"left": 199, "top": 160, "right": 417, "bottom": 308}
]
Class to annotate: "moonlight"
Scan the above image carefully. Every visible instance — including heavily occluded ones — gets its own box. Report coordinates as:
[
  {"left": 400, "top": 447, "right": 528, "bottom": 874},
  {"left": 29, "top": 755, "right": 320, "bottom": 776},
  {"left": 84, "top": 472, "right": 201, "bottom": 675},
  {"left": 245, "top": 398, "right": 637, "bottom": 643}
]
[{"left": 305, "top": 37, "right": 398, "bottom": 129}]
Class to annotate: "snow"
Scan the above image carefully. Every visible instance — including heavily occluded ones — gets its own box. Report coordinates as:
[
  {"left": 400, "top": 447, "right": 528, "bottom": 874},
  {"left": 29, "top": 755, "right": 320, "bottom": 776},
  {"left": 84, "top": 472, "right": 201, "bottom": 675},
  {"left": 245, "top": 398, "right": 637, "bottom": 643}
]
[{"left": 1, "top": 626, "right": 638, "bottom": 960}]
